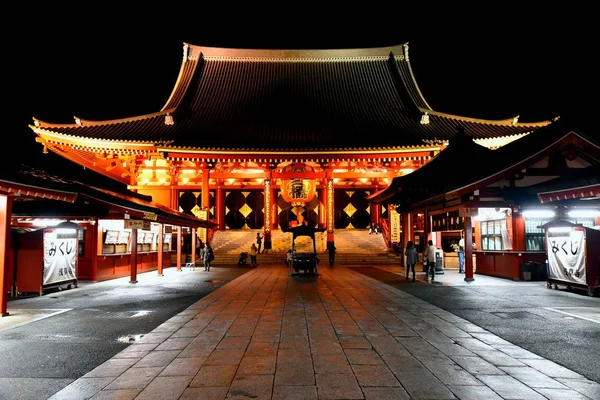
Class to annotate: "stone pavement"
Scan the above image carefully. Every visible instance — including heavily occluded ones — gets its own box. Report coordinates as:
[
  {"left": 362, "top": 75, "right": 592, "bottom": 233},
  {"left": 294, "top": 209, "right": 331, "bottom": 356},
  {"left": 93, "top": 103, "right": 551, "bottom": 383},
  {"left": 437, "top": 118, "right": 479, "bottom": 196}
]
[{"left": 48, "top": 266, "right": 599, "bottom": 400}]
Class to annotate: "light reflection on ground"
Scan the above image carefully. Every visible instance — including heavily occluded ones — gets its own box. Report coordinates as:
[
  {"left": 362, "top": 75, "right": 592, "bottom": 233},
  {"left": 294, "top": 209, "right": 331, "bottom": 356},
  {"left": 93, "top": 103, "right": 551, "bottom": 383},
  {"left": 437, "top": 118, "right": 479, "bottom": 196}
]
[{"left": 117, "top": 334, "right": 145, "bottom": 343}]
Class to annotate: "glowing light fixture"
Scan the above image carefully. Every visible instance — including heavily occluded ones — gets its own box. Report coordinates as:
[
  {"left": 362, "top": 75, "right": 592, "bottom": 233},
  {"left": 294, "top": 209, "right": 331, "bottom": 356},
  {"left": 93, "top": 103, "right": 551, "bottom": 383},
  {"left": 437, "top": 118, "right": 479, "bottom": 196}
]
[
  {"left": 567, "top": 209, "right": 600, "bottom": 218},
  {"left": 548, "top": 226, "right": 574, "bottom": 233},
  {"left": 522, "top": 209, "right": 555, "bottom": 218}
]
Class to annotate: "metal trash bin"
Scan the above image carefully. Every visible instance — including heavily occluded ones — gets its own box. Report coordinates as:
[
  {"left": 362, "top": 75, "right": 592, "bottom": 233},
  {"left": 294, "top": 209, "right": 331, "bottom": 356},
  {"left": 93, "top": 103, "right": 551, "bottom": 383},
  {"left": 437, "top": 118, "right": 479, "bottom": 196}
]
[
  {"left": 521, "top": 262, "right": 534, "bottom": 281},
  {"left": 435, "top": 249, "right": 444, "bottom": 274},
  {"left": 530, "top": 262, "right": 547, "bottom": 281}
]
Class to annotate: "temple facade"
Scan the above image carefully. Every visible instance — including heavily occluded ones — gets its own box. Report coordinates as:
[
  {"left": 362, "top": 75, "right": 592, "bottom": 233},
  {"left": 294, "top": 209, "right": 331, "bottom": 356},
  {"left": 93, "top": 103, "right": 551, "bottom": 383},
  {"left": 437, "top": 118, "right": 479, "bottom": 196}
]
[{"left": 29, "top": 42, "right": 553, "bottom": 250}]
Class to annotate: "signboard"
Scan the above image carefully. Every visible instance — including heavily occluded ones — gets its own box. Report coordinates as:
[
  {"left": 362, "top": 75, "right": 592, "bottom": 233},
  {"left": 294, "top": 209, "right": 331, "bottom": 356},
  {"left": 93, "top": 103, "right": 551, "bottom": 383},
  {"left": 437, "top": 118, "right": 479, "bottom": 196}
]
[
  {"left": 124, "top": 220, "right": 144, "bottom": 229},
  {"left": 197, "top": 209, "right": 208, "bottom": 243},
  {"left": 144, "top": 232, "right": 155, "bottom": 244},
  {"left": 460, "top": 207, "right": 478, "bottom": 218},
  {"left": 547, "top": 228, "right": 586, "bottom": 285},
  {"left": 501, "top": 228, "right": 513, "bottom": 250},
  {"left": 43, "top": 229, "right": 77, "bottom": 285},
  {"left": 143, "top": 212, "right": 158, "bottom": 221},
  {"left": 104, "top": 230, "right": 119, "bottom": 244},
  {"left": 390, "top": 210, "right": 401, "bottom": 244},
  {"left": 117, "top": 230, "right": 131, "bottom": 244}
]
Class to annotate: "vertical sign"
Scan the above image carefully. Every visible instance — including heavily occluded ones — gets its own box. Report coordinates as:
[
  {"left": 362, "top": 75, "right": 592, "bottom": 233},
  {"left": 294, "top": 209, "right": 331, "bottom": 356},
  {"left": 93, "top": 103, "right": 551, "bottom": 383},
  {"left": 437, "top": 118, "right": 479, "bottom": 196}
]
[
  {"left": 197, "top": 209, "right": 208, "bottom": 243},
  {"left": 547, "top": 228, "right": 586, "bottom": 285},
  {"left": 43, "top": 228, "right": 77, "bottom": 285},
  {"left": 390, "top": 209, "right": 400, "bottom": 244}
]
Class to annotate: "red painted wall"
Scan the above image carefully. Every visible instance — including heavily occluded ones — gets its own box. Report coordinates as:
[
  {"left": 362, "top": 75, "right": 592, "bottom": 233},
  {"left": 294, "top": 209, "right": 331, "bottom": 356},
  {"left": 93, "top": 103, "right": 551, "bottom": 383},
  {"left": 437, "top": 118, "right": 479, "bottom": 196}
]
[
  {"left": 15, "top": 230, "right": 44, "bottom": 294},
  {"left": 475, "top": 251, "right": 546, "bottom": 280}
]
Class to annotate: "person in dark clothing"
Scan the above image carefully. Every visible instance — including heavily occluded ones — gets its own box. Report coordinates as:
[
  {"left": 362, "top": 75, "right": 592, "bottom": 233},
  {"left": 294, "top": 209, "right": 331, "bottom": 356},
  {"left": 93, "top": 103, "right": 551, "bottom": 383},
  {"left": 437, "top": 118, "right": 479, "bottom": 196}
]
[
  {"left": 404, "top": 240, "right": 418, "bottom": 281},
  {"left": 328, "top": 245, "right": 336, "bottom": 267},
  {"left": 256, "top": 232, "right": 263, "bottom": 254},
  {"left": 203, "top": 243, "right": 214, "bottom": 272}
]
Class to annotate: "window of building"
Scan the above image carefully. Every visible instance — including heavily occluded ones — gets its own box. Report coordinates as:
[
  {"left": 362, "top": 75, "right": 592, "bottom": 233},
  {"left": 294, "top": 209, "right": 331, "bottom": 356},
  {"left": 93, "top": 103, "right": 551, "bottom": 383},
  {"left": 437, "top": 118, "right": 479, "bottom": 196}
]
[
  {"left": 78, "top": 229, "right": 85, "bottom": 257},
  {"left": 524, "top": 218, "right": 548, "bottom": 251},
  {"left": 480, "top": 219, "right": 506, "bottom": 251}
]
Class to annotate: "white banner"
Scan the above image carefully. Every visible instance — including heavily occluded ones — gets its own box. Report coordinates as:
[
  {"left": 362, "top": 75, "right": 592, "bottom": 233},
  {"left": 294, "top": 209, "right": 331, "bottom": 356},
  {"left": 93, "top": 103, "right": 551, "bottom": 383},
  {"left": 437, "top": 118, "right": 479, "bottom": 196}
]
[
  {"left": 547, "top": 229, "right": 586, "bottom": 285},
  {"left": 390, "top": 210, "right": 400, "bottom": 244},
  {"left": 43, "top": 229, "right": 77, "bottom": 285}
]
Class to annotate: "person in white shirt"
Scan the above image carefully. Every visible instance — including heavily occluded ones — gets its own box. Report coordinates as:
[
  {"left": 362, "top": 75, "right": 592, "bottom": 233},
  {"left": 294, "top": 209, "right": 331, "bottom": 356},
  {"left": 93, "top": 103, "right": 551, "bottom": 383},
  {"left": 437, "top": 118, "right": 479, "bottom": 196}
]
[
  {"left": 457, "top": 234, "right": 465, "bottom": 274},
  {"left": 423, "top": 240, "right": 437, "bottom": 281}
]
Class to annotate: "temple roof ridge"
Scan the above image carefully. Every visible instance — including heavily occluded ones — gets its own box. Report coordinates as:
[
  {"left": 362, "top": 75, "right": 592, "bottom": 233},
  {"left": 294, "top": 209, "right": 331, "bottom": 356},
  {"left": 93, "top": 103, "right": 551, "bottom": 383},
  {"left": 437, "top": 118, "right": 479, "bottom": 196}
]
[{"left": 183, "top": 42, "right": 409, "bottom": 60}]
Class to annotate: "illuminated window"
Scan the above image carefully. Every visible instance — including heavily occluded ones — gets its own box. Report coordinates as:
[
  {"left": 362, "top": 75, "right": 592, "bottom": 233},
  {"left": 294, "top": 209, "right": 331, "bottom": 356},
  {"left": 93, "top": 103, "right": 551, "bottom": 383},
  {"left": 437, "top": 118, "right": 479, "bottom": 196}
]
[{"left": 480, "top": 219, "right": 506, "bottom": 251}]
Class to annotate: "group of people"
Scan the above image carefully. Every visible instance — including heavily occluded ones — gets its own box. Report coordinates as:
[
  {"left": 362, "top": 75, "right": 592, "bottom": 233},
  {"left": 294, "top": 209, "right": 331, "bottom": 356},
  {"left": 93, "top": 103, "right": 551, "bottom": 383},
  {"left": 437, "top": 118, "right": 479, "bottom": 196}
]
[
  {"left": 403, "top": 233, "right": 465, "bottom": 281},
  {"left": 403, "top": 239, "right": 440, "bottom": 281},
  {"left": 368, "top": 222, "right": 381, "bottom": 234}
]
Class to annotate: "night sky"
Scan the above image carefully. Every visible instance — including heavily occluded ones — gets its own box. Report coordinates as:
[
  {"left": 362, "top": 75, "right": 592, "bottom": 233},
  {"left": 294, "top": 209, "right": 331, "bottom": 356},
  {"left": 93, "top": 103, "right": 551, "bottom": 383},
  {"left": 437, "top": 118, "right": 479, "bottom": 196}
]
[{"left": 11, "top": 9, "right": 597, "bottom": 178}]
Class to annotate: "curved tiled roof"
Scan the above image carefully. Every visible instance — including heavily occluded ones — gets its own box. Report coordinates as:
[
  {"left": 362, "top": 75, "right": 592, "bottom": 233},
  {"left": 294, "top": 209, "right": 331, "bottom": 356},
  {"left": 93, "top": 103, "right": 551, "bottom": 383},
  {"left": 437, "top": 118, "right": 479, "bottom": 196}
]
[
  {"left": 31, "top": 42, "right": 554, "bottom": 152},
  {"left": 369, "top": 121, "right": 600, "bottom": 208}
]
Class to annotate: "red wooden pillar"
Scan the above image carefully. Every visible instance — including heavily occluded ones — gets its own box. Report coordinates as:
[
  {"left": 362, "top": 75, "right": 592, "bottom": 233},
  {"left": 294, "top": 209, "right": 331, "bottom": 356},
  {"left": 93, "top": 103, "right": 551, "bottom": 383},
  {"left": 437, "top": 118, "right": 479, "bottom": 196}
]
[
  {"left": 157, "top": 223, "right": 164, "bottom": 276},
  {"left": 176, "top": 226, "right": 182, "bottom": 271},
  {"left": 326, "top": 176, "right": 335, "bottom": 246},
  {"left": 319, "top": 185, "right": 327, "bottom": 229},
  {"left": 130, "top": 228, "right": 138, "bottom": 284},
  {"left": 371, "top": 203, "right": 381, "bottom": 225},
  {"left": 201, "top": 168, "right": 210, "bottom": 209},
  {"left": 90, "top": 220, "right": 99, "bottom": 282},
  {"left": 263, "top": 173, "right": 273, "bottom": 251},
  {"left": 512, "top": 212, "right": 526, "bottom": 251},
  {"left": 191, "top": 228, "right": 197, "bottom": 264},
  {"left": 464, "top": 216, "right": 474, "bottom": 281},
  {"left": 403, "top": 212, "right": 413, "bottom": 249},
  {"left": 216, "top": 183, "right": 224, "bottom": 230},
  {"left": 423, "top": 208, "right": 430, "bottom": 243},
  {"left": 371, "top": 183, "right": 381, "bottom": 224},
  {"left": 1, "top": 194, "right": 12, "bottom": 316}
]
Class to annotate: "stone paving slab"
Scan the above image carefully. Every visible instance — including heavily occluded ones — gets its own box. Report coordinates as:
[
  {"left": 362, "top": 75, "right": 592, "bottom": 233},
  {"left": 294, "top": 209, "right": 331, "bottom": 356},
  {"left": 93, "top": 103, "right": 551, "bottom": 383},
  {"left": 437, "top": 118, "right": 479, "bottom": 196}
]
[{"left": 48, "top": 266, "right": 600, "bottom": 400}]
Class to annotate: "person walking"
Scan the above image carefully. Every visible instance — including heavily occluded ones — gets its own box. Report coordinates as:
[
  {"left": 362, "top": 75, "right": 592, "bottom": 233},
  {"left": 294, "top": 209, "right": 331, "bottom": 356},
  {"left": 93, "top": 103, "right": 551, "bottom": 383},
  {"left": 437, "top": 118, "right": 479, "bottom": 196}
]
[
  {"left": 404, "top": 240, "right": 417, "bottom": 281},
  {"left": 256, "top": 232, "right": 263, "bottom": 254},
  {"left": 424, "top": 240, "right": 437, "bottom": 281},
  {"left": 327, "top": 244, "right": 336, "bottom": 267},
  {"left": 249, "top": 243, "right": 258, "bottom": 266},
  {"left": 203, "top": 242, "right": 214, "bottom": 272},
  {"left": 457, "top": 233, "right": 465, "bottom": 274}
]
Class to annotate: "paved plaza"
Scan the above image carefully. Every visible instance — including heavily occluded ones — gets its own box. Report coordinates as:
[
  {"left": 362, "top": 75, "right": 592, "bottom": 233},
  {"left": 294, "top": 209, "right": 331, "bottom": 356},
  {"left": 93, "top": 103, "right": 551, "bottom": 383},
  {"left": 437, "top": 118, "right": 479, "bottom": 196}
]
[{"left": 44, "top": 266, "right": 600, "bottom": 400}]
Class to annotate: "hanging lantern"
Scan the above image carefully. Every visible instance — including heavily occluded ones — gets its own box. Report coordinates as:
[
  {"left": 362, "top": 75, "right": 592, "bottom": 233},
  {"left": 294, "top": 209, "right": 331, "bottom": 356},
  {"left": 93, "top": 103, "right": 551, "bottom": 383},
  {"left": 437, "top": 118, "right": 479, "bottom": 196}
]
[{"left": 280, "top": 163, "right": 316, "bottom": 205}]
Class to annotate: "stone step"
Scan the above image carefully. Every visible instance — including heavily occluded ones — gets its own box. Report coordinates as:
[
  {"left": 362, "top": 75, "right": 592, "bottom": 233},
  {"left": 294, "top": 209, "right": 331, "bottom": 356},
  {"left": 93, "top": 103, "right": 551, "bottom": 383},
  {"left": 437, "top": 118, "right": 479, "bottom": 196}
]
[{"left": 206, "top": 229, "right": 398, "bottom": 265}]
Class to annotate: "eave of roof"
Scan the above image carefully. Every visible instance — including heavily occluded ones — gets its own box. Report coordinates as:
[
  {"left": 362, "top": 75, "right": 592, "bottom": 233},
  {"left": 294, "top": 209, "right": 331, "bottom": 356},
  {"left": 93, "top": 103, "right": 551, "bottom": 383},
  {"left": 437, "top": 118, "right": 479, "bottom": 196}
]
[
  {"left": 29, "top": 42, "right": 554, "bottom": 151},
  {"left": 1, "top": 164, "right": 211, "bottom": 228},
  {"left": 367, "top": 131, "right": 497, "bottom": 204},
  {"left": 378, "top": 123, "right": 600, "bottom": 209}
]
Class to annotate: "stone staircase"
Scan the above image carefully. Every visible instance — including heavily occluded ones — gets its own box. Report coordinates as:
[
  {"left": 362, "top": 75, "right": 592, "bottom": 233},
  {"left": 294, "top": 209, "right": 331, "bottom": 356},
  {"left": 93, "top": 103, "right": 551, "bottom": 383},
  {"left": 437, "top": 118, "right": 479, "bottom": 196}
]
[{"left": 208, "top": 229, "right": 401, "bottom": 265}]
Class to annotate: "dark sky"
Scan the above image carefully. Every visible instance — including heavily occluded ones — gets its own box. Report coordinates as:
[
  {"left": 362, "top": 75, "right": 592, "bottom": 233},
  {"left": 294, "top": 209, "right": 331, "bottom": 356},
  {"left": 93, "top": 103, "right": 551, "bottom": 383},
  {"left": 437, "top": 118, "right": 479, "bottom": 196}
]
[{"left": 13, "top": 9, "right": 598, "bottom": 158}]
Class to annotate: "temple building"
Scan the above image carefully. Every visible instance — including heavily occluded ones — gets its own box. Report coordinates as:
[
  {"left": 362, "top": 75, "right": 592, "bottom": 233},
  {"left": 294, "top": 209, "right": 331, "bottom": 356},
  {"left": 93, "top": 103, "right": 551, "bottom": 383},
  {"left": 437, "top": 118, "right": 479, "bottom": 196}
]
[{"left": 29, "top": 42, "right": 554, "bottom": 251}]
